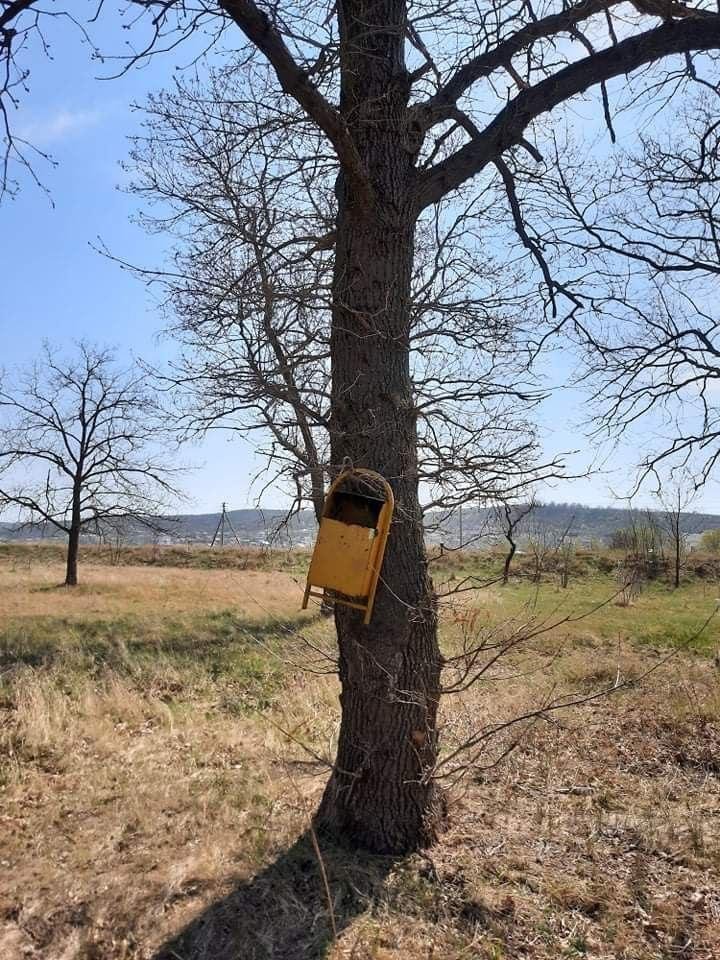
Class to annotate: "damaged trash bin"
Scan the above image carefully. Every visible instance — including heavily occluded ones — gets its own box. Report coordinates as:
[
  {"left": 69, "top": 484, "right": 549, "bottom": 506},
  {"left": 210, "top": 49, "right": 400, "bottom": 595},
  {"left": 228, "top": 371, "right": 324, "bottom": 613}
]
[{"left": 302, "top": 467, "right": 394, "bottom": 624}]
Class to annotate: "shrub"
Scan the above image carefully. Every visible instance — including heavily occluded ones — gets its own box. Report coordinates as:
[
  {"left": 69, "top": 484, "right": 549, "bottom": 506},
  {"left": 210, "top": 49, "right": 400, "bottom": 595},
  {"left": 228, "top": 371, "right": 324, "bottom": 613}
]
[{"left": 700, "top": 529, "right": 720, "bottom": 554}]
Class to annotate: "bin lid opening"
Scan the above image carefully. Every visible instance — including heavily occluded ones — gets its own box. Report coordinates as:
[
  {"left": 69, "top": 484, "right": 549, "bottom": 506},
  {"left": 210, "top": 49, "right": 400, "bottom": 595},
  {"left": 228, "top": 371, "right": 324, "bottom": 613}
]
[{"left": 326, "top": 491, "right": 384, "bottom": 528}]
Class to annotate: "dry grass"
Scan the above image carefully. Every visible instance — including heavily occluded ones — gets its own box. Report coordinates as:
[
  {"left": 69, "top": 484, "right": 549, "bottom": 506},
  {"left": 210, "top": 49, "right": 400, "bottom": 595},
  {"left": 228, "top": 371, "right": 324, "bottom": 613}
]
[
  {"left": 0, "top": 557, "right": 310, "bottom": 621},
  {"left": 0, "top": 542, "right": 309, "bottom": 572},
  {"left": 1, "top": 549, "right": 719, "bottom": 960}
]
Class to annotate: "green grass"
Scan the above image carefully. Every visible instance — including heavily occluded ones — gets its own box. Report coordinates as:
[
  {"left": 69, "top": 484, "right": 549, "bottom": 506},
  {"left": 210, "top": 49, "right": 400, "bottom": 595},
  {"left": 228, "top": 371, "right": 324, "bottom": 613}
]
[
  {"left": 435, "top": 557, "right": 720, "bottom": 654},
  {"left": 4, "top": 541, "right": 719, "bottom": 656},
  {"left": 0, "top": 609, "right": 305, "bottom": 713}
]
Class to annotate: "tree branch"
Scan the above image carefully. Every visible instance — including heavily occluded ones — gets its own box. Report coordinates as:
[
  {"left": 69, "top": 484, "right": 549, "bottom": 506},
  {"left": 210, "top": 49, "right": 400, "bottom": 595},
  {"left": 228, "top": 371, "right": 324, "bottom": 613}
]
[
  {"left": 412, "top": 0, "right": 625, "bottom": 130},
  {"left": 416, "top": 16, "right": 720, "bottom": 210},
  {"left": 219, "top": 0, "right": 372, "bottom": 202}
]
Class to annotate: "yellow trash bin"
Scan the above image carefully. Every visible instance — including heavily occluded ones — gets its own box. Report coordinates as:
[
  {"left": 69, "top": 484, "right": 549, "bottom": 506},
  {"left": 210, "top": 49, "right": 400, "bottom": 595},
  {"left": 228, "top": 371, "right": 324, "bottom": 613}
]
[{"left": 302, "top": 468, "right": 394, "bottom": 624}]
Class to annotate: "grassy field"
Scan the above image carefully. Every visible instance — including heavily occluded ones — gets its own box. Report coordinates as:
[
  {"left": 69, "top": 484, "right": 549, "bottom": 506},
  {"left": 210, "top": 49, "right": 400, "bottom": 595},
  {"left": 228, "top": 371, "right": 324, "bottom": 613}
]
[{"left": 1, "top": 544, "right": 719, "bottom": 959}]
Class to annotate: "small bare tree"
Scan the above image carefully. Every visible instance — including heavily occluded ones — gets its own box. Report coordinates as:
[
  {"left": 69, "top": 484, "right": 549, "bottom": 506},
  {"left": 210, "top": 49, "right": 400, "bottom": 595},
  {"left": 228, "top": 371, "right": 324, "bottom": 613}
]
[
  {"left": 0, "top": 342, "right": 183, "bottom": 585},
  {"left": 658, "top": 477, "right": 698, "bottom": 589},
  {"left": 610, "top": 509, "right": 666, "bottom": 593},
  {"left": 527, "top": 515, "right": 553, "bottom": 585},
  {"left": 495, "top": 497, "right": 536, "bottom": 585},
  {"left": 527, "top": 510, "right": 576, "bottom": 585},
  {"left": 556, "top": 534, "right": 576, "bottom": 590}
]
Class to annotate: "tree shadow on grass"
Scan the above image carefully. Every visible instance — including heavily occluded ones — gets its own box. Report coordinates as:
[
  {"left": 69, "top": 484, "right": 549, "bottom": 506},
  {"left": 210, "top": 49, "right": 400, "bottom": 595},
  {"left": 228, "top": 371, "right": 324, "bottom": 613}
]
[{"left": 152, "top": 830, "right": 397, "bottom": 960}]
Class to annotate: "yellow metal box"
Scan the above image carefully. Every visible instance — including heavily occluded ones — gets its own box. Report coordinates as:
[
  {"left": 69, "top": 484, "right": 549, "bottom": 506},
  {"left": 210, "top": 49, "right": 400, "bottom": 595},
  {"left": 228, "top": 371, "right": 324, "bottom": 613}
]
[
  {"left": 302, "top": 468, "right": 394, "bottom": 624},
  {"left": 307, "top": 518, "right": 377, "bottom": 597}
]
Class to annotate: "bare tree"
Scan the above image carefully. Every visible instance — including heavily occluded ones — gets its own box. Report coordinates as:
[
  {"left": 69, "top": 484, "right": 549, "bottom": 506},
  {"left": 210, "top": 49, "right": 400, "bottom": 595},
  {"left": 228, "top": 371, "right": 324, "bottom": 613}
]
[
  {"left": 509, "top": 96, "right": 720, "bottom": 488},
  {"left": 526, "top": 510, "right": 576, "bottom": 585},
  {"left": 6, "top": 0, "right": 720, "bottom": 853},
  {"left": 527, "top": 516, "right": 553, "bottom": 585},
  {"left": 496, "top": 497, "right": 535, "bottom": 585},
  {"left": 657, "top": 476, "right": 698, "bottom": 589},
  {"left": 116, "top": 0, "right": 720, "bottom": 855},
  {"left": 122, "top": 72, "right": 557, "bottom": 527},
  {"left": 555, "top": 533, "right": 576, "bottom": 590},
  {"left": 0, "top": 342, "right": 183, "bottom": 585},
  {"left": 610, "top": 508, "right": 667, "bottom": 591}
]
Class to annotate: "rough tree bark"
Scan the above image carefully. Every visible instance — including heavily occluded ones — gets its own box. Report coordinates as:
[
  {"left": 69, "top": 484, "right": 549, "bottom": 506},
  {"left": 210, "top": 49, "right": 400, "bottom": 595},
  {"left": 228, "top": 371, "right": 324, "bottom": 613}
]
[
  {"left": 314, "top": 0, "right": 444, "bottom": 852},
  {"left": 65, "top": 520, "right": 80, "bottom": 586}
]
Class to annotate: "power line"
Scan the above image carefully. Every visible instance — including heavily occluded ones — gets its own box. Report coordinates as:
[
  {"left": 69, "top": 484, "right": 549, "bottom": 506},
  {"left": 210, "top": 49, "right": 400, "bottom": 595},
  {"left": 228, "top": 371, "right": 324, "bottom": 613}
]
[{"left": 210, "top": 502, "right": 242, "bottom": 548}]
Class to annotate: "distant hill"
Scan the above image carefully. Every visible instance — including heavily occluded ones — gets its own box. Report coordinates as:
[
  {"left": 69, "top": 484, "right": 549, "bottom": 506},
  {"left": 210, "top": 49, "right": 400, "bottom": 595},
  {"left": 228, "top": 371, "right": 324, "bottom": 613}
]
[
  {"left": 417, "top": 502, "right": 720, "bottom": 550},
  {"left": 0, "top": 507, "right": 314, "bottom": 548},
  {"left": 3, "top": 500, "right": 720, "bottom": 548}
]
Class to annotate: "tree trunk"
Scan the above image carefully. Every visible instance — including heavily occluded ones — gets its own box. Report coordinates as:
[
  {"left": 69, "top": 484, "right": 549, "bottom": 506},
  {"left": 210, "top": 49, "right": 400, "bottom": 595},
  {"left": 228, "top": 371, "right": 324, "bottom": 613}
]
[
  {"left": 65, "top": 523, "right": 80, "bottom": 586},
  {"left": 316, "top": 206, "right": 445, "bottom": 853},
  {"left": 65, "top": 480, "right": 82, "bottom": 586},
  {"left": 503, "top": 538, "right": 516, "bottom": 585},
  {"left": 314, "top": 0, "right": 445, "bottom": 854}
]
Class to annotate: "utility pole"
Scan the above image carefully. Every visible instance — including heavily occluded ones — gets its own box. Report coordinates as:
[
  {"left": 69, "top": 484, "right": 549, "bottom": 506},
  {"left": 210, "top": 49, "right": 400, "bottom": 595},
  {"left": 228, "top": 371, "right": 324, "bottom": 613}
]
[{"left": 210, "top": 502, "right": 242, "bottom": 547}]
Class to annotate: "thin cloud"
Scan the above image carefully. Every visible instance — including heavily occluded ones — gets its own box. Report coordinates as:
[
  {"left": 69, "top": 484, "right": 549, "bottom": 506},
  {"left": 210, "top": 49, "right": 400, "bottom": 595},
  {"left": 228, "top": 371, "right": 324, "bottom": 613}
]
[{"left": 18, "top": 107, "right": 104, "bottom": 146}]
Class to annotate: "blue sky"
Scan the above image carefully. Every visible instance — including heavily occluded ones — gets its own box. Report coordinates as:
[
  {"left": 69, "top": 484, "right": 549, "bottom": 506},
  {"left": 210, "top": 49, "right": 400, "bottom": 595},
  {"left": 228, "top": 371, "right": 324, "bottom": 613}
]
[
  {"left": 2, "top": 11, "right": 718, "bottom": 515},
  {"left": 0, "top": 12, "right": 270, "bottom": 512}
]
